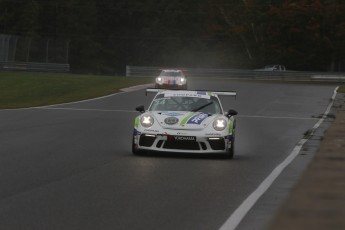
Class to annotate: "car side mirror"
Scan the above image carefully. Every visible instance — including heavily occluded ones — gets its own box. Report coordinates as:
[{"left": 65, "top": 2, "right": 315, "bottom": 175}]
[
  {"left": 135, "top": 105, "right": 145, "bottom": 113},
  {"left": 227, "top": 109, "right": 238, "bottom": 117}
]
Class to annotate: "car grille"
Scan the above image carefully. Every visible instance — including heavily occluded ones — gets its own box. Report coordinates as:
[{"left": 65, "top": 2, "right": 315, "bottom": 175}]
[
  {"left": 139, "top": 135, "right": 227, "bottom": 151},
  {"left": 208, "top": 138, "right": 225, "bottom": 150},
  {"left": 162, "top": 140, "right": 200, "bottom": 150},
  {"left": 139, "top": 135, "right": 155, "bottom": 147}
]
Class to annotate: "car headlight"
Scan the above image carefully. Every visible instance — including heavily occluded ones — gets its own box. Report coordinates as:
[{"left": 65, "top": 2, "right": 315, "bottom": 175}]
[
  {"left": 156, "top": 77, "right": 162, "bottom": 82},
  {"left": 140, "top": 115, "right": 154, "bottom": 128},
  {"left": 213, "top": 118, "right": 227, "bottom": 131},
  {"left": 180, "top": 77, "right": 185, "bottom": 82}
]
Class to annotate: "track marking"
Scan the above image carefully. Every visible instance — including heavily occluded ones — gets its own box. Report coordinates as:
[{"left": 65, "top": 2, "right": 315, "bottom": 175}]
[
  {"left": 0, "top": 83, "right": 153, "bottom": 111},
  {"left": 218, "top": 86, "right": 339, "bottom": 230},
  {"left": 39, "top": 83, "right": 153, "bottom": 108},
  {"left": 35, "top": 108, "right": 321, "bottom": 120},
  {"left": 35, "top": 107, "right": 136, "bottom": 113},
  {"left": 239, "top": 115, "right": 318, "bottom": 120}
]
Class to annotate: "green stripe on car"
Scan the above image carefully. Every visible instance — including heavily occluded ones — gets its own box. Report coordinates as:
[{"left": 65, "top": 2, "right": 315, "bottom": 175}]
[
  {"left": 135, "top": 116, "right": 139, "bottom": 128},
  {"left": 228, "top": 120, "right": 233, "bottom": 133},
  {"left": 180, "top": 113, "right": 197, "bottom": 126}
]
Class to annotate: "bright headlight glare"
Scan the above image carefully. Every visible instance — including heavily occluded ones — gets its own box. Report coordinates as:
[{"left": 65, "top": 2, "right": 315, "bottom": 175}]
[
  {"left": 180, "top": 78, "right": 185, "bottom": 82},
  {"left": 213, "top": 118, "right": 227, "bottom": 131},
  {"left": 157, "top": 77, "right": 162, "bottom": 82},
  {"left": 140, "top": 115, "right": 154, "bottom": 128}
]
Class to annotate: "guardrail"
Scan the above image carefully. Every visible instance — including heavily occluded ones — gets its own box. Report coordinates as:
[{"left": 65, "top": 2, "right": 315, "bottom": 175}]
[
  {"left": 0, "top": 62, "right": 70, "bottom": 72},
  {"left": 126, "top": 65, "right": 345, "bottom": 83}
]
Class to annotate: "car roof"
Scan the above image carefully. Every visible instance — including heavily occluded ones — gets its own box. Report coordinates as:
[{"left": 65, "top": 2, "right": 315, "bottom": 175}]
[
  {"left": 146, "top": 89, "right": 237, "bottom": 98},
  {"left": 156, "top": 90, "right": 216, "bottom": 99},
  {"left": 161, "top": 69, "right": 183, "bottom": 72},
  {"left": 265, "top": 64, "right": 284, "bottom": 67}
]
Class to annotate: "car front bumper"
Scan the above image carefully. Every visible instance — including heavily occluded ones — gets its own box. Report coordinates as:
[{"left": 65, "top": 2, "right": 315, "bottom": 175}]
[
  {"left": 155, "top": 83, "right": 187, "bottom": 89},
  {"left": 133, "top": 132, "right": 233, "bottom": 154}
]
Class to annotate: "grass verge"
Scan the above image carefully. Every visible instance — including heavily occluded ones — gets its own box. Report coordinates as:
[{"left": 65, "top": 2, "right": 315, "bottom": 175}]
[
  {"left": 0, "top": 71, "right": 153, "bottom": 109},
  {"left": 1, "top": 71, "right": 344, "bottom": 109},
  {"left": 338, "top": 85, "right": 345, "bottom": 93}
]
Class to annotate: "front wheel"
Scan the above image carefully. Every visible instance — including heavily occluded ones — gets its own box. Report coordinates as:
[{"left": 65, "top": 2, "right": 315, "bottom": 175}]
[
  {"left": 132, "top": 136, "right": 140, "bottom": 155},
  {"left": 226, "top": 140, "right": 235, "bottom": 159}
]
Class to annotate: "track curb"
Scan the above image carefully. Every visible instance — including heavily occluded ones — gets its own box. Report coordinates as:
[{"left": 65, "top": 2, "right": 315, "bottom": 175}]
[{"left": 267, "top": 93, "right": 345, "bottom": 230}]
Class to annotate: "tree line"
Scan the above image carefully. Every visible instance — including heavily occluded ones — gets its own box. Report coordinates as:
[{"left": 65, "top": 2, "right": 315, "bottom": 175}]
[{"left": 1, "top": 0, "right": 345, "bottom": 74}]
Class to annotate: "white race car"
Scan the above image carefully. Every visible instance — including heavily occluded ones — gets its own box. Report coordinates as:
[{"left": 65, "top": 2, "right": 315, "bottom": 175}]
[
  {"left": 155, "top": 69, "right": 187, "bottom": 90},
  {"left": 132, "top": 89, "right": 238, "bottom": 158}
]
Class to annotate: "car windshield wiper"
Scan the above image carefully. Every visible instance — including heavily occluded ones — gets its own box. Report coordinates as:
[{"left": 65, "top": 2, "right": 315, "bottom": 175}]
[{"left": 191, "top": 102, "right": 213, "bottom": 112}]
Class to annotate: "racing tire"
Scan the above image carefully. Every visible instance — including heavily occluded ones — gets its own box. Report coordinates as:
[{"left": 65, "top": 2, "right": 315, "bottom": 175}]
[
  {"left": 226, "top": 140, "right": 235, "bottom": 159},
  {"left": 132, "top": 136, "right": 141, "bottom": 155}
]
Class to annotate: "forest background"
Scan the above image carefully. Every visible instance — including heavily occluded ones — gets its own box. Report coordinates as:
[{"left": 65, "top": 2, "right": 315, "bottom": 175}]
[{"left": 1, "top": 0, "right": 345, "bottom": 75}]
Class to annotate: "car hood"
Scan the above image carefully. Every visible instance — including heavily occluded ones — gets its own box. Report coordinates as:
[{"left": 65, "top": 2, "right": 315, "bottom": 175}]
[{"left": 150, "top": 111, "right": 216, "bottom": 130}]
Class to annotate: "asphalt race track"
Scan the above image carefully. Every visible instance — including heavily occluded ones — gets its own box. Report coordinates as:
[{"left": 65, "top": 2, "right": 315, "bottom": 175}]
[{"left": 0, "top": 79, "right": 338, "bottom": 230}]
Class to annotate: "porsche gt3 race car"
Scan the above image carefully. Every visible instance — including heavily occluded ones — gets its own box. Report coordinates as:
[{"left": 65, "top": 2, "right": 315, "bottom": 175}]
[
  {"left": 132, "top": 89, "right": 238, "bottom": 158},
  {"left": 155, "top": 69, "right": 187, "bottom": 89}
]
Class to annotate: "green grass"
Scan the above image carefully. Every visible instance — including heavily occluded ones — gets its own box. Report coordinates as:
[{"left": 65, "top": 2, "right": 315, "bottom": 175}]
[
  {"left": 1, "top": 71, "right": 344, "bottom": 109},
  {"left": 338, "top": 85, "right": 345, "bottom": 93},
  {"left": 0, "top": 71, "right": 153, "bottom": 109}
]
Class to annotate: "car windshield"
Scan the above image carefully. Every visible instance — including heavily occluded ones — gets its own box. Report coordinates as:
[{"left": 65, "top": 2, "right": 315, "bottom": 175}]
[
  {"left": 160, "top": 71, "right": 184, "bottom": 77},
  {"left": 149, "top": 95, "right": 222, "bottom": 114}
]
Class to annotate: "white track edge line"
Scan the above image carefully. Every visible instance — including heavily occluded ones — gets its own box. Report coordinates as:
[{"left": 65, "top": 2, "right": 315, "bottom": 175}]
[
  {"left": 218, "top": 86, "right": 339, "bottom": 230},
  {"left": 0, "top": 83, "right": 154, "bottom": 111},
  {"left": 36, "top": 107, "right": 136, "bottom": 113},
  {"left": 239, "top": 115, "right": 318, "bottom": 120},
  {"left": 34, "top": 107, "right": 321, "bottom": 120}
]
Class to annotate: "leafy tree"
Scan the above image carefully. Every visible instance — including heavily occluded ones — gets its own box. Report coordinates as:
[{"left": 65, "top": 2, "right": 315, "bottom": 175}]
[
  {"left": 209, "top": 0, "right": 345, "bottom": 70},
  {"left": 0, "top": 0, "right": 40, "bottom": 36},
  {"left": 2, "top": 0, "right": 345, "bottom": 72}
]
